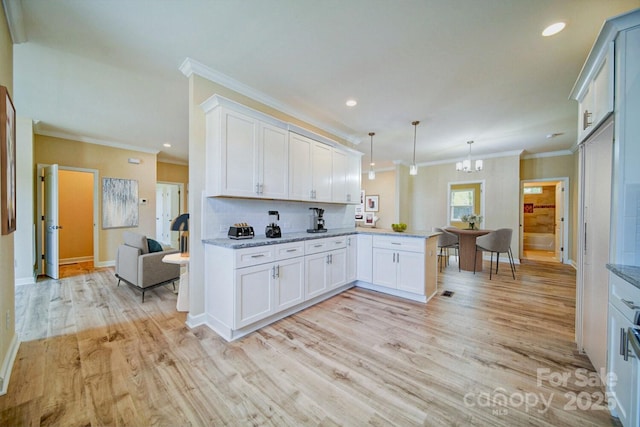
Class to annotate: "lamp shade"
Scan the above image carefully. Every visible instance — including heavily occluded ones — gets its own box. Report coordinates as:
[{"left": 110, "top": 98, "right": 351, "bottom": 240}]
[{"left": 171, "top": 213, "right": 189, "bottom": 231}]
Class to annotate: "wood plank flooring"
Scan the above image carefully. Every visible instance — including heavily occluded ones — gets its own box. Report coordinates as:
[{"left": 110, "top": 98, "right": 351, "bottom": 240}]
[{"left": 0, "top": 260, "right": 620, "bottom": 426}]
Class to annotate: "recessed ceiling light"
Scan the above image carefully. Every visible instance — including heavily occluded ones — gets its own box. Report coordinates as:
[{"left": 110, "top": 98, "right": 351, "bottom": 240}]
[
  {"left": 345, "top": 99, "right": 357, "bottom": 107},
  {"left": 542, "top": 22, "right": 566, "bottom": 37},
  {"left": 163, "top": 143, "right": 172, "bottom": 147}
]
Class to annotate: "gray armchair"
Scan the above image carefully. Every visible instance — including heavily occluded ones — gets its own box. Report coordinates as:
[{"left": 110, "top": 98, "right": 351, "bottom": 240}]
[{"left": 115, "top": 231, "right": 180, "bottom": 302}]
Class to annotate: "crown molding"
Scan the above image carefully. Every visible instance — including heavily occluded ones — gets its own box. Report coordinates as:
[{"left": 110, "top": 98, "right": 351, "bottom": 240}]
[
  {"left": 2, "top": 0, "right": 27, "bottom": 44},
  {"left": 35, "top": 128, "right": 160, "bottom": 155},
  {"left": 521, "top": 149, "right": 574, "bottom": 160},
  {"left": 180, "top": 57, "right": 362, "bottom": 146}
]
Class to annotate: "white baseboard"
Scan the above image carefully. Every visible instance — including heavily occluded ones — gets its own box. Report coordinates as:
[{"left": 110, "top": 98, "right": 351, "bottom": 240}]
[
  {"left": 15, "top": 273, "right": 37, "bottom": 286},
  {"left": 0, "top": 334, "right": 20, "bottom": 396},
  {"left": 95, "top": 260, "right": 115, "bottom": 268},
  {"left": 59, "top": 256, "right": 93, "bottom": 265}
]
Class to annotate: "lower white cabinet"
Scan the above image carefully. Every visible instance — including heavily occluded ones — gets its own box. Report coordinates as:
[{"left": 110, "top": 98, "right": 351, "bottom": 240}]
[
  {"left": 607, "top": 272, "right": 640, "bottom": 427},
  {"left": 346, "top": 236, "right": 357, "bottom": 283},
  {"left": 372, "top": 236, "right": 426, "bottom": 295},
  {"left": 305, "top": 237, "right": 347, "bottom": 299},
  {"left": 357, "top": 234, "right": 373, "bottom": 282},
  {"left": 235, "top": 262, "right": 276, "bottom": 328}
]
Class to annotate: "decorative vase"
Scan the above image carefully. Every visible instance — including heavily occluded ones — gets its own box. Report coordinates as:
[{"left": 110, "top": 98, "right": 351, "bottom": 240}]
[{"left": 469, "top": 222, "right": 476, "bottom": 230}]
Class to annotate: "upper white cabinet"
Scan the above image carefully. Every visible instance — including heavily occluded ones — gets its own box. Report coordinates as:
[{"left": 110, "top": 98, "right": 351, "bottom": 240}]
[
  {"left": 204, "top": 103, "right": 289, "bottom": 199},
  {"left": 575, "top": 43, "right": 614, "bottom": 143},
  {"left": 203, "top": 95, "right": 361, "bottom": 204},
  {"left": 289, "top": 132, "right": 332, "bottom": 202}
]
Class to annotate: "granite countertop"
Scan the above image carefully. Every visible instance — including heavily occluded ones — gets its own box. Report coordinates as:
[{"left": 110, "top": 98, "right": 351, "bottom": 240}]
[
  {"left": 607, "top": 264, "right": 640, "bottom": 290},
  {"left": 204, "top": 227, "right": 440, "bottom": 249}
]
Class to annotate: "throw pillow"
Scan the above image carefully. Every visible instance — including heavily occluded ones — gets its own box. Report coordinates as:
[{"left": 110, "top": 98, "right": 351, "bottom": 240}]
[{"left": 147, "top": 238, "right": 164, "bottom": 253}]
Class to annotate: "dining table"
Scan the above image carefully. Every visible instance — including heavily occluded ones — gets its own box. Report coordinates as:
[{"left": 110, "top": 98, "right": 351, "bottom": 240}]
[{"left": 444, "top": 227, "right": 492, "bottom": 272}]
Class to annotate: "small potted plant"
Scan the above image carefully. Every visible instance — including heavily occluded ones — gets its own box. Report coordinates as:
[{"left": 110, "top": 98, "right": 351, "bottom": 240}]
[{"left": 460, "top": 214, "right": 483, "bottom": 230}]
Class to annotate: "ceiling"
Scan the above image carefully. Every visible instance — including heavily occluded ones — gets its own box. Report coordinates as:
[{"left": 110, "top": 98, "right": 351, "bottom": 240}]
[{"left": 6, "top": 0, "right": 640, "bottom": 169}]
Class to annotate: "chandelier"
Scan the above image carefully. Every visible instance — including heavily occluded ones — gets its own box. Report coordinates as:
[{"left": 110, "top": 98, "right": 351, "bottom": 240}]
[{"left": 456, "top": 140, "right": 483, "bottom": 173}]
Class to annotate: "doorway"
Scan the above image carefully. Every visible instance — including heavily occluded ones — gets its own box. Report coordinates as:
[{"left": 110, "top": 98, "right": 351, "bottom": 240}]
[
  {"left": 520, "top": 178, "right": 569, "bottom": 263},
  {"left": 37, "top": 164, "right": 99, "bottom": 278},
  {"left": 156, "top": 182, "right": 183, "bottom": 248}
]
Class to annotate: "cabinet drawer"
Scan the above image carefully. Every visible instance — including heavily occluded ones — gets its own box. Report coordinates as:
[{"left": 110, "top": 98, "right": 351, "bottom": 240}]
[
  {"left": 235, "top": 246, "right": 275, "bottom": 268},
  {"left": 275, "top": 241, "right": 305, "bottom": 261},
  {"left": 372, "top": 235, "right": 425, "bottom": 253},
  {"left": 610, "top": 272, "right": 640, "bottom": 323},
  {"left": 305, "top": 238, "right": 331, "bottom": 255}
]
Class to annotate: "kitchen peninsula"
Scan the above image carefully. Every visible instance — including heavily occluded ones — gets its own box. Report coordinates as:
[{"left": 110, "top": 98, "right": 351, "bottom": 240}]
[{"left": 203, "top": 228, "right": 440, "bottom": 341}]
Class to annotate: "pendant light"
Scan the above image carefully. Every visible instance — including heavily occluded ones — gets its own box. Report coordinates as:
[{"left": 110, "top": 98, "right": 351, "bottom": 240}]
[
  {"left": 368, "top": 132, "right": 376, "bottom": 180},
  {"left": 409, "top": 120, "right": 420, "bottom": 176},
  {"left": 456, "top": 140, "right": 483, "bottom": 173}
]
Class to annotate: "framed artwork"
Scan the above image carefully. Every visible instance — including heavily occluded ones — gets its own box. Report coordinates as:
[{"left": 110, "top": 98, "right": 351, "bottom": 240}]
[
  {"left": 102, "top": 178, "right": 139, "bottom": 229},
  {"left": 365, "top": 194, "right": 379, "bottom": 212},
  {"left": 355, "top": 190, "right": 365, "bottom": 221},
  {"left": 1, "top": 86, "right": 16, "bottom": 235},
  {"left": 364, "top": 213, "right": 375, "bottom": 225}
]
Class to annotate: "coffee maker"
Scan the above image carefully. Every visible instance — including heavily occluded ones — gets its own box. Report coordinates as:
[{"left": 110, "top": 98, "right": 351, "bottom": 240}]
[
  {"left": 265, "top": 210, "right": 282, "bottom": 238},
  {"left": 307, "top": 207, "right": 327, "bottom": 233}
]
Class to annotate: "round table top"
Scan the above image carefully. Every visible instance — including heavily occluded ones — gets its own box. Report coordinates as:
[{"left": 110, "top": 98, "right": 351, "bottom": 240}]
[
  {"left": 444, "top": 227, "right": 492, "bottom": 236},
  {"left": 162, "top": 252, "right": 190, "bottom": 264}
]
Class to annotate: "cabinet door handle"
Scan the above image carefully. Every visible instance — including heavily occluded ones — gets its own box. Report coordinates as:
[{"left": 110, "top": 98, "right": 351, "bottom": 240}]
[
  {"left": 622, "top": 328, "right": 629, "bottom": 362},
  {"left": 621, "top": 299, "right": 640, "bottom": 310},
  {"left": 286, "top": 248, "right": 297, "bottom": 252},
  {"left": 396, "top": 252, "right": 400, "bottom": 263},
  {"left": 583, "top": 110, "right": 592, "bottom": 130},
  {"left": 346, "top": 194, "right": 351, "bottom": 202},
  {"left": 392, "top": 242, "right": 401, "bottom": 245},
  {"left": 392, "top": 253, "right": 396, "bottom": 263},
  {"left": 271, "top": 265, "right": 276, "bottom": 279},
  {"left": 620, "top": 327, "right": 626, "bottom": 357},
  {"left": 251, "top": 254, "right": 265, "bottom": 258},
  {"left": 275, "top": 265, "right": 280, "bottom": 278},
  {"left": 326, "top": 255, "right": 331, "bottom": 264},
  {"left": 314, "top": 244, "right": 323, "bottom": 248},
  {"left": 255, "top": 183, "right": 260, "bottom": 194}
]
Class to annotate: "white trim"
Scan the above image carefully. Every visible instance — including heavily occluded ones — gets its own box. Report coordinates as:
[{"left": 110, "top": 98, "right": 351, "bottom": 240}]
[
  {"left": 181, "top": 57, "right": 361, "bottom": 145},
  {"left": 35, "top": 128, "right": 160, "bottom": 155},
  {"left": 2, "top": 0, "right": 27, "bottom": 44},
  {"left": 521, "top": 150, "right": 574, "bottom": 160},
  {"left": 0, "top": 335, "right": 20, "bottom": 396},
  {"left": 95, "top": 260, "right": 115, "bottom": 268},
  {"left": 15, "top": 274, "right": 36, "bottom": 286},
  {"left": 415, "top": 149, "right": 524, "bottom": 168},
  {"left": 157, "top": 158, "right": 188, "bottom": 166}
]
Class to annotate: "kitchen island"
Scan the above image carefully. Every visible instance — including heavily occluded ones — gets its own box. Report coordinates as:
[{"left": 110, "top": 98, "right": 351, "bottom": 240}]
[{"left": 202, "top": 227, "right": 440, "bottom": 341}]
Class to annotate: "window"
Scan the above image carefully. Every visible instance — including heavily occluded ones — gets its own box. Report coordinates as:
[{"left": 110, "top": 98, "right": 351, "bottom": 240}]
[
  {"left": 523, "top": 187, "right": 543, "bottom": 194},
  {"left": 451, "top": 189, "right": 474, "bottom": 221}
]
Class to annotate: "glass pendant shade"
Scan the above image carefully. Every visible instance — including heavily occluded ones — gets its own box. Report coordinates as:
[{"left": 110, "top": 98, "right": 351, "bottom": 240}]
[
  {"left": 457, "top": 141, "right": 483, "bottom": 173},
  {"left": 368, "top": 132, "right": 376, "bottom": 180},
  {"left": 410, "top": 121, "right": 419, "bottom": 176},
  {"left": 368, "top": 169, "right": 376, "bottom": 180},
  {"left": 409, "top": 164, "right": 418, "bottom": 175}
]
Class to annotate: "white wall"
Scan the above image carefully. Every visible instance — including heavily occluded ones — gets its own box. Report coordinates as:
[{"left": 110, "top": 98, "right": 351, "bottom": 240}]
[{"left": 15, "top": 117, "right": 35, "bottom": 285}]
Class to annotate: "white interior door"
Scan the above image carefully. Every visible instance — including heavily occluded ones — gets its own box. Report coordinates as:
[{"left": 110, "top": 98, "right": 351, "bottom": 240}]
[
  {"left": 156, "top": 183, "right": 181, "bottom": 247},
  {"left": 44, "top": 164, "right": 60, "bottom": 279},
  {"left": 555, "top": 181, "right": 564, "bottom": 262}
]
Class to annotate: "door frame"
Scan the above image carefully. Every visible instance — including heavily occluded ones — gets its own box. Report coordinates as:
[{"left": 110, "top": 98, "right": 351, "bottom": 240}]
[
  {"left": 519, "top": 177, "right": 570, "bottom": 264},
  {"left": 36, "top": 164, "right": 99, "bottom": 275}
]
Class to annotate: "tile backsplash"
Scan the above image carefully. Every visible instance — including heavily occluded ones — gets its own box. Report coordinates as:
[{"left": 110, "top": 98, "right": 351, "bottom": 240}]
[
  {"left": 202, "top": 196, "right": 357, "bottom": 239},
  {"left": 622, "top": 183, "right": 640, "bottom": 265}
]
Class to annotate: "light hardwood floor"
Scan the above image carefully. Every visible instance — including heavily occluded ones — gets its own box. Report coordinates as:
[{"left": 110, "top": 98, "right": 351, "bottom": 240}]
[{"left": 0, "top": 260, "right": 620, "bottom": 426}]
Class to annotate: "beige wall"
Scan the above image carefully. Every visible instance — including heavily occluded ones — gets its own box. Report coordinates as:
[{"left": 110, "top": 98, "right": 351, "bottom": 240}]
[
  {"left": 157, "top": 161, "right": 188, "bottom": 214},
  {"left": 59, "top": 170, "right": 93, "bottom": 261},
  {"left": 362, "top": 170, "right": 396, "bottom": 229},
  {"left": 35, "top": 135, "right": 157, "bottom": 264},
  {"left": 520, "top": 153, "right": 578, "bottom": 263},
  {"left": 0, "top": 5, "right": 16, "bottom": 392}
]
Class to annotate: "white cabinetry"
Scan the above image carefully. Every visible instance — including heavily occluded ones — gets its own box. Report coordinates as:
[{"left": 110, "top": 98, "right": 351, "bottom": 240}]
[
  {"left": 372, "top": 235, "right": 427, "bottom": 295},
  {"left": 576, "top": 44, "right": 613, "bottom": 143},
  {"left": 607, "top": 272, "right": 640, "bottom": 427},
  {"left": 357, "top": 234, "right": 373, "bottom": 282},
  {"left": 289, "top": 132, "right": 332, "bottom": 202},
  {"left": 346, "top": 235, "right": 357, "bottom": 283},
  {"left": 204, "top": 104, "right": 288, "bottom": 199},
  {"left": 332, "top": 150, "right": 362, "bottom": 204},
  {"left": 304, "top": 237, "right": 347, "bottom": 299}
]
